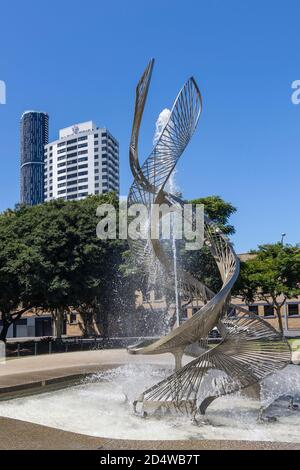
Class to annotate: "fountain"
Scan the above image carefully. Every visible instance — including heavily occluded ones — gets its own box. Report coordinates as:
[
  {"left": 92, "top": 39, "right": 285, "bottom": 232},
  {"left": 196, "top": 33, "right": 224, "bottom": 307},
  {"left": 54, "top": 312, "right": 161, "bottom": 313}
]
[
  {"left": 0, "top": 60, "right": 298, "bottom": 447},
  {"left": 0, "top": 365, "right": 299, "bottom": 442},
  {"left": 127, "top": 58, "right": 292, "bottom": 419}
]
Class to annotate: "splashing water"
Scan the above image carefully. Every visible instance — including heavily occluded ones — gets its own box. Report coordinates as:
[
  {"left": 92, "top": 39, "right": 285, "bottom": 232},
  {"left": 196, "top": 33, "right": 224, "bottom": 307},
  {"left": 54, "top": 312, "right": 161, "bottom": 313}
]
[
  {"left": 168, "top": 170, "right": 180, "bottom": 327},
  {"left": 0, "top": 364, "right": 299, "bottom": 442},
  {"left": 153, "top": 108, "right": 181, "bottom": 327},
  {"left": 153, "top": 108, "right": 171, "bottom": 145},
  {"left": 261, "top": 364, "right": 300, "bottom": 409}
]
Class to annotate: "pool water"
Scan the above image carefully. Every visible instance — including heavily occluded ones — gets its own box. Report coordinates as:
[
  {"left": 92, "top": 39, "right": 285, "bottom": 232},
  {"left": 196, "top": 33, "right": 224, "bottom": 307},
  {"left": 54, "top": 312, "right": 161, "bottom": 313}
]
[{"left": 0, "top": 364, "right": 299, "bottom": 442}]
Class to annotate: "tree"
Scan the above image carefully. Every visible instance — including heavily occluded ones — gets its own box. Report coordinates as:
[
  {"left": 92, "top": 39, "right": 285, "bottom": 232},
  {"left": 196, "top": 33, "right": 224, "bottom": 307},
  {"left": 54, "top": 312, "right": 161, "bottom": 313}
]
[
  {"left": 0, "top": 208, "right": 45, "bottom": 341},
  {"left": 181, "top": 195, "right": 237, "bottom": 292},
  {"left": 120, "top": 195, "right": 237, "bottom": 326},
  {"left": 233, "top": 243, "right": 300, "bottom": 334},
  {"left": 190, "top": 195, "right": 236, "bottom": 236},
  {"left": 0, "top": 193, "right": 238, "bottom": 341},
  {"left": 0, "top": 193, "right": 126, "bottom": 341}
]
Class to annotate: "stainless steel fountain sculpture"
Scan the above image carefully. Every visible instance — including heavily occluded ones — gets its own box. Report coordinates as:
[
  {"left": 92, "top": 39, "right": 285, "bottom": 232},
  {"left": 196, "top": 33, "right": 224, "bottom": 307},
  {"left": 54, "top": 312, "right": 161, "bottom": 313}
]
[{"left": 127, "top": 59, "right": 291, "bottom": 417}]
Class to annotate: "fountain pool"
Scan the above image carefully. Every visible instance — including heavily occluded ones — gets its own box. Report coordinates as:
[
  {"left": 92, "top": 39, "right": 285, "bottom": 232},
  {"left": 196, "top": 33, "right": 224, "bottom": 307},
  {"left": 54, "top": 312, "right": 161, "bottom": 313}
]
[{"left": 0, "top": 364, "right": 299, "bottom": 442}]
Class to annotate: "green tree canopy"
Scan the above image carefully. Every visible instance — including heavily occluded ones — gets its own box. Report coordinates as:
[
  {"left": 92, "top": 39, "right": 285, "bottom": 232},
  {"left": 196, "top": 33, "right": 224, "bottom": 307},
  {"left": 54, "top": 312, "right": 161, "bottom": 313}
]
[
  {"left": 121, "top": 195, "right": 237, "bottom": 318},
  {"left": 233, "top": 243, "right": 300, "bottom": 333},
  {"left": 182, "top": 195, "right": 237, "bottom": 293},
  {"left": 0, "top": 194, "right": 126, "bottom": 341},
  {"left": 189, "top": 195, "right": 236, "bottom": 235}
]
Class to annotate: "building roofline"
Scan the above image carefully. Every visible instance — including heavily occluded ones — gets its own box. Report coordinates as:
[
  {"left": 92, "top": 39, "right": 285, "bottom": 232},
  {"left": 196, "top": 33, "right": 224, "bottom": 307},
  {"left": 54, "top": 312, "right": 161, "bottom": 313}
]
[{"left": 21, "top": 110, "right": 49, "bottom": 119}]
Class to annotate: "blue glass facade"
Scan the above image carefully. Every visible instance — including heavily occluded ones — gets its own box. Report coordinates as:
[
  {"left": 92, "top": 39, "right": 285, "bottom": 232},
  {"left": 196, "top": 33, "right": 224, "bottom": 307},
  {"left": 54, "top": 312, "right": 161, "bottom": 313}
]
[{"left": 20, "top": 111, "right": 49, "bottom": 205}]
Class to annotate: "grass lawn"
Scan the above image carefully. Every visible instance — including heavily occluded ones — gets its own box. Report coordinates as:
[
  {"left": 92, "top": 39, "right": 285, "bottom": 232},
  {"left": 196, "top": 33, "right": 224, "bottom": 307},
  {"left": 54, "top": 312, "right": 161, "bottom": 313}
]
[{"left": 288, "top": 338, "right": 300, "bottom": 351}]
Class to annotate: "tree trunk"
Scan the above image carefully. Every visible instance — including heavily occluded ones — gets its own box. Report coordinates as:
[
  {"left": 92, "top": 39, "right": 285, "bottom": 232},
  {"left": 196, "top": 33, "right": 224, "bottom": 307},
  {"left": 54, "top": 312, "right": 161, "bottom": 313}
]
[
  {"left": 97, "top": 302, "right": 109, "bottom": 339},
  {"left": 0, "top": 318, "right": 11, "bottom": 343},
  {"left": 0, "top": 308, "right": 31, "bottom": 343},
  {"left": 276, "top": 305, "right": 284, "bottom": 335},
  {"left": 102, "top": 310, "right": 109, "bottom": 339},
  {"left": 53, "top": 308, "right": 64, "bottom": 338},
  {"left": 79, "top": 309, "right": 95, "bottom": 337}
]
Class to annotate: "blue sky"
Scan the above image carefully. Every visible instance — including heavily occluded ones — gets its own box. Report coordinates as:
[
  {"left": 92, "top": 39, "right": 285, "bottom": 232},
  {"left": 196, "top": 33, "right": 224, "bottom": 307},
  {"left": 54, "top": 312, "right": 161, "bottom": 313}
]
[{"left": 0, "top": 0, "right": 299, "bottom": 252}]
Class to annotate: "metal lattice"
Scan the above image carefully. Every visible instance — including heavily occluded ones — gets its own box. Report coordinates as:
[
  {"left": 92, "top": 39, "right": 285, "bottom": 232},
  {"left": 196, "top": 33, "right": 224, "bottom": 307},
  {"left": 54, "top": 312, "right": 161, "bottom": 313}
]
[{"left": 127, "top": 59, "right": 291, "bottom": 416}]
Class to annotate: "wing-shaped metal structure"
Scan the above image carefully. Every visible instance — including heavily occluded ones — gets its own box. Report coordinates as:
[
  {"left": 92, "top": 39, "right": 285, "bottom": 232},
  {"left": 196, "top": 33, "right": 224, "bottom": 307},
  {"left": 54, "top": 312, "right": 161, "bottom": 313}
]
[{"left": 127, "top": 59, "right": 291, "bottom": 416}]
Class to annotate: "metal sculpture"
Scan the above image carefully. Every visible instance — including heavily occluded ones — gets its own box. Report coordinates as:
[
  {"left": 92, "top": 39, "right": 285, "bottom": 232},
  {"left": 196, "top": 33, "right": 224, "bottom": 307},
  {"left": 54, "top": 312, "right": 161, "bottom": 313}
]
[{"left": 127, "top": 59, "right": 291, "bottom": 418}]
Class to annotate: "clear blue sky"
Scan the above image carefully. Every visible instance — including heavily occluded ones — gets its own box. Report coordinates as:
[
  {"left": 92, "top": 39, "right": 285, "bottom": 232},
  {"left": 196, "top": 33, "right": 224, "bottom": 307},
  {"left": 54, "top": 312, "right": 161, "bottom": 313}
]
[{"left": 0, "top": 0, "right": 299, "bottom": 252}]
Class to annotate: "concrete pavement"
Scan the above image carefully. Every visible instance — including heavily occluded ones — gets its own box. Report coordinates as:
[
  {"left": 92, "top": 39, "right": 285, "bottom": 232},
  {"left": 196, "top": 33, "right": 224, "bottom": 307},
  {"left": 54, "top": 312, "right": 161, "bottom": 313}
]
[
  {"left": 0, "top": 349, "right": 299, "bottom": 450},
  {"left": 0, "top": 416, "right": 299, "bottom": 450},
  {"left": 0, "top": 349, "right": 177, "bottom": 398}
]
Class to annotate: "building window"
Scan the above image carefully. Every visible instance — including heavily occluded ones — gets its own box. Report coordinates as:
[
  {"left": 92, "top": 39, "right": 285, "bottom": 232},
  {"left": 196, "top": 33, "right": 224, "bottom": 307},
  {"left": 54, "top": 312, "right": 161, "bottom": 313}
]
[
  {"left": 288, "top": 303, "right": 299, "bottom": 316},
  {"left": 248, "top": 305, "right": 258, "bottom": 315},
  {"left": 78, "top": 136, "right": 87, "bottom": 141},
  {"left": 264, "top": 305, "right": 275, "bottom": 317},
  {"left": 67, "top": 187, "right": 77, "bottom": 193}
]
